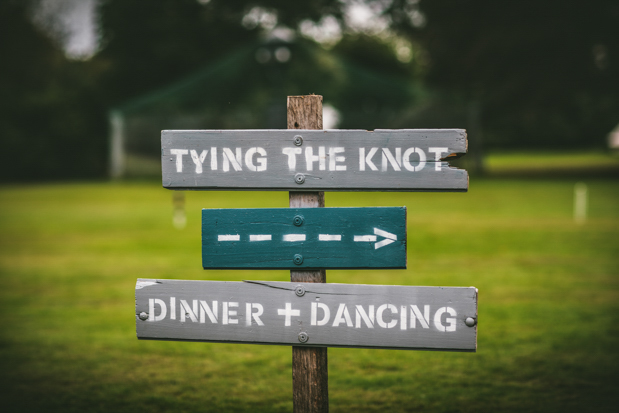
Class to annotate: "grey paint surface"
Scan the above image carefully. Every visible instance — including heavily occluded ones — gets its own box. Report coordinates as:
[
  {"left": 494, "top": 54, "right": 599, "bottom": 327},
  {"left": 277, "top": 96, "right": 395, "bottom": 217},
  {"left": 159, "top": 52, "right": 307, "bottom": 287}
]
[
  {"left": 161, "top": 129, "right": 468, "bottom": 191},
  {"left": 136, "top": 279, "right": 478, "bottom": 352}
]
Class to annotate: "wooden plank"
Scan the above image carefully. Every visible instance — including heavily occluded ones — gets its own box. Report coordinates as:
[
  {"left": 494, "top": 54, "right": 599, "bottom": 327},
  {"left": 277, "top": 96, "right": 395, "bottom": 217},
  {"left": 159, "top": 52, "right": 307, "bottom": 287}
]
[
  {"left": 135, "top": 279, "right": 478, "bottom": 352},
  {"left": 161, "top": 129, "right": 468, "bottom": 191},
  {"left": 202, "top": 207, "right": 407, "bottom": 269},
  {"left": 287, "top": 94, "right": 328, "bottom": 413}
]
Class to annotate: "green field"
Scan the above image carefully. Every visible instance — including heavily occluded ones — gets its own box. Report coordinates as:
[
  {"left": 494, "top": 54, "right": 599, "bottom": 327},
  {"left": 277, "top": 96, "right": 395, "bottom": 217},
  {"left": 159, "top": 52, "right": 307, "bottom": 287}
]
[{"left": 0, "top": 166, "right": 618, "bottom": 411}]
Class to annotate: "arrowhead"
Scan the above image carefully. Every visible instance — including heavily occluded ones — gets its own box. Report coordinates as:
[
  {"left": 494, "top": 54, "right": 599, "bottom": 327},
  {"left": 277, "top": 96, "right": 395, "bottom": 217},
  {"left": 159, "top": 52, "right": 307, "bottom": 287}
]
[
  {"left": 373, "top": 228, "right": 397, "bottom": 249},
  {"left": 375, "top": 238, "right": 395, "bottom": 249}
]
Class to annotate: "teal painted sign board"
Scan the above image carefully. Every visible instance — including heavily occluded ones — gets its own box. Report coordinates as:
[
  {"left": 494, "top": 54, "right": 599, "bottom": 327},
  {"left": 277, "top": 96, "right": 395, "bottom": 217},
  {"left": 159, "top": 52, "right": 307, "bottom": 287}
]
[
  {"left": 202, "top": 207, "right": 406, "bottom": 269},
  {"left": 136, "top": 279, "right": 478, "bottom": 352},
  {"left": 162, "top": 129, "right": 468, "bottom": 192}
]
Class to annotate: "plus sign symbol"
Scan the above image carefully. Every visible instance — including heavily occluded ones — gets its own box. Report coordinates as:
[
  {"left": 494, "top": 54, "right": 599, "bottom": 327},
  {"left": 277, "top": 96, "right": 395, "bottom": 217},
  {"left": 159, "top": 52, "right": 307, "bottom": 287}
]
[{"left": 277, "top": 303, "right": 301, "bottom": 326}]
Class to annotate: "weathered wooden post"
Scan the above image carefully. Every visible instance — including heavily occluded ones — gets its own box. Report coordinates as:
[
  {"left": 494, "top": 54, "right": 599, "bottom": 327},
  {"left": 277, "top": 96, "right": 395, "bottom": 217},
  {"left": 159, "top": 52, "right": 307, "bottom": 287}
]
[{"left": 287, "top": 95, "right": 328, "bottom": 412}]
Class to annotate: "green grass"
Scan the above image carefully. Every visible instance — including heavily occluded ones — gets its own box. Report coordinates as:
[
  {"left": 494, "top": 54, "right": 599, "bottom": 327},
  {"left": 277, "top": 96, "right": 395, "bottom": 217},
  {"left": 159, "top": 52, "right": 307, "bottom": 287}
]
[
  {"left": 0, "top": 173, "right": 618, "bottom": 412},
  {"left": 483, "top": 149, "right": 619, "bottom": 176}
]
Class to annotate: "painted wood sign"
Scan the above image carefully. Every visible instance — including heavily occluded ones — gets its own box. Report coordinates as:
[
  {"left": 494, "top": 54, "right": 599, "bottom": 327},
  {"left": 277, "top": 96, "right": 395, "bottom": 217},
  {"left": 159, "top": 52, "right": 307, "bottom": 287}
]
[
  {"left": 162, "top": 129, "right": 468, "bottom": 191},
  {"left": 202, "top": 207, "right": 406, "bottom": 269},
  {"left": 136, "top": 279, "right": 478, "bottom": 352}
]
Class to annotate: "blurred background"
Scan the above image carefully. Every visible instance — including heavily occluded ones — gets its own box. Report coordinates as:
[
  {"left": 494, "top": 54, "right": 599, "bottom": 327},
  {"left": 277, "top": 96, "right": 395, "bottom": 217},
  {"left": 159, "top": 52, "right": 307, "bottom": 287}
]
[
  {"left": 1, "top": 1, "right": 618, "bottom": 412},
  {"left": 2, "top": 0, "right": 619, "bottom": 180}
]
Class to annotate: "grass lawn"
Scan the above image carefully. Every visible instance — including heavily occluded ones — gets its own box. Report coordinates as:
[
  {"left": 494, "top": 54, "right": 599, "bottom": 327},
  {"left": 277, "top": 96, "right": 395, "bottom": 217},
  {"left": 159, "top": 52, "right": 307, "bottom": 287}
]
[{"left": 0, "top": 159, "right": 618, "bottom": 411}]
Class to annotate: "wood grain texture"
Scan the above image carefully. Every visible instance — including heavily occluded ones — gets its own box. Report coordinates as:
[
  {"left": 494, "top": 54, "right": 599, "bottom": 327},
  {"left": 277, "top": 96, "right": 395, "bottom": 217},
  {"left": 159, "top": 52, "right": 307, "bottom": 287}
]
[
  {"left": 289, "top": 95, "right": 327, "bottom": 413},
  {"left": 135, "top": 279, "right": 479, "bottom": 351},
  {"left": 287, "top": 95, "right": 323, "bottom": 130},
  {"left": 289, "top": 192, "right": 324, "bottom": 208},
  {"left": 161, "top": 129, "right": 468, "bottom": 191},
  {"left": 292, "top": 346, "right": 328, "bottom": 412}
]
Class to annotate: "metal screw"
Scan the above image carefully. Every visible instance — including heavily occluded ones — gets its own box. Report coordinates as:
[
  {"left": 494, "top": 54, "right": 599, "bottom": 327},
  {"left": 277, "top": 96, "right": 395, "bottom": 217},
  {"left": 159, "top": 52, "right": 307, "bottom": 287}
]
[
  {"left": 138, "top": 312, "right": 149, "bottom": 321},
  {"left": 298, "top": 332, "right": 309, "bottom": 343},
  {"left": 294, "top": 173, "right": 305, "bottom": 184},
  {"left": 293, "top": 135, "right": 303, "bottom": 146},
  {"left": 293, "top": 215, "right": 304, "bottom": 226},
  {"left": 293, "top": 254, "right": 304, "bottom": 265},
  {"left": 465, "top": 317, "right": 476, "bottom": 327},
  {"left": 295, "top": 285, "right": 306, "bottom": 297}
]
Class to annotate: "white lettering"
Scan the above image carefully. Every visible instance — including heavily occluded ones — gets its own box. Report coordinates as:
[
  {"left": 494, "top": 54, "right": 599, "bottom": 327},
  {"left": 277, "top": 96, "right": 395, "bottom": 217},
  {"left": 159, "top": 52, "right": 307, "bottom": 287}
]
[
  {"left": 180, "top": 299, "right": 198, "bottom": 323},
  {"left": 332, "top": 303, "right": 353, "bottom": 327},
  {"left": 376, "top": 304, "right": 398, "bottom": 328},
  {"left": 434, "top": 306, "right": 457, "bottom": 332},
  {"left": 402, "top": 148, "right": 427, "bottom": 172},
  {"left": 360, "top": 147, "right": 378, "bottom": 171},
  {"left": 170, "top": 149, "right": 188, "bottom": 172},
  {"left": 244, "top": 147, "right": 267, "bottom": 172},
  {"left": 355, "top": 305, "right": 375, "bottom": 328},
  {"left": 148, "top": 298, "right": 167, "bottom": 322},
  {"left": 190, "top": 149, "right": 208, "bottom": 173},
  {"left": 428, "top": 147, "right": 449, "bottom": 171},
  {"left": 223, "top": 302, "right": 239, "bottom": 325},
  {"left": 381, "top": 148, "right": 401, "bottom": 171},
  {"left": 410, "top": 305, "right": 430, "bottom": 328},
  {"left": 282, "top": 147, "right": 302, "bottom": 171},
  {"left": 170, "top": 297, "right": 176, "bottom": 320},
  {"left": 210, "top": 147, "right": 218, "bottom": 170},
  {"left": 222, "top": 148, "right": 242, "bottom": 171},
  {"left": 311, "top": 302, "right": 330, "bottom": 326},
  {"left": 329, "top": 147, "right": 346, "bottom": 171},
  {"left": 199, "top": 300, "right": 218, "bottom": 324},
  {"left": 305, "top": 146, "right": 326, "bottom": 171},
  {"left": 246, "top": 303, "right": 265, "bottom": 326}
]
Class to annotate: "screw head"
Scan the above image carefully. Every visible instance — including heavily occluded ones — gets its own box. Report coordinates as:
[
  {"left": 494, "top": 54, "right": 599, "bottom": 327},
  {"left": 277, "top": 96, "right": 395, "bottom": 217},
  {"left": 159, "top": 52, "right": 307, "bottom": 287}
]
[
  {"left": 295, "top": 285, "right": 306, "bottom": 297},
  {"left": 138, "top": 312, "right": 149, "bottom": 321},
  {"left": 465, "top": 317, "right": 477, "bottom": 327},
  {"left": 298, "top": 332, "right": 309, "bottom": 343},
  {"left": 294, "top": 173, "right": 305, "bottom": 184},
  {"left": 293, "top": 215, "right": 304, "bottom": 226},
  {"left": 293, "top": 135, "right": 303, "bottom": 146},
  {"left": 293, "top": 254, "right": 304, "bottom": 265}
]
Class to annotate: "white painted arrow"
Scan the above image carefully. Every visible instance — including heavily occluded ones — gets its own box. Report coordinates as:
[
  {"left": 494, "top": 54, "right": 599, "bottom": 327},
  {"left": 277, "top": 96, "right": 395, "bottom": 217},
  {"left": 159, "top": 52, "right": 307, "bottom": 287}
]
[
  {"left": 218, "top": 228, "right": 397, "bottom": 249},
  {"left": 354, "top": 228, "right": 398, "bottom": 249}
]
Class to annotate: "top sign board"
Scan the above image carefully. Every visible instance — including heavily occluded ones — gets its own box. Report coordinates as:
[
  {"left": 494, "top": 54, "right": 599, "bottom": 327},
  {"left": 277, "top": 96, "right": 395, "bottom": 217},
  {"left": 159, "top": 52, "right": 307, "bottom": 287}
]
[{"left": 162, "top": 129, "right": 467, "bottom": 191}]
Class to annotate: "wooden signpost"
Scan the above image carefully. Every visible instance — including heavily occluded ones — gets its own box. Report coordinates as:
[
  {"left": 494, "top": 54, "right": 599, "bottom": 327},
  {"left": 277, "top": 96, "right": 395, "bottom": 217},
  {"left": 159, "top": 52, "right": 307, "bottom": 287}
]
[
  {"left": 140, "top": 95, "right": 476, "bottom": 413},
  {"left": 202, "top": 207, "right": 406, "bottom": 269},
  {"left": 136, "top": 279, "right": 478, "bottom": 351},
  {"left": 161, "top": 129, "right": 468, "bottom": 191}
]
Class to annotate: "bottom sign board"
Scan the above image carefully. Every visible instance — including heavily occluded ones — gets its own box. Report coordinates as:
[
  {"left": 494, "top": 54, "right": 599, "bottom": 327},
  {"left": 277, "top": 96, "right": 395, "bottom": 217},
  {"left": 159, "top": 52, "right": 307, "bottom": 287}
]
[{"left": 136, "top": 279, "right": 478, "bottom": 352}]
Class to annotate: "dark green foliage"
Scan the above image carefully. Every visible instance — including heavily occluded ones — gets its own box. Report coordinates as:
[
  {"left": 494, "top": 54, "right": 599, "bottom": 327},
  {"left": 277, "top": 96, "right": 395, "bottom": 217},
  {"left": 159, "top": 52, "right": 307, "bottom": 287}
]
[
  {"left": 398, "top": 0, "right": 619, "bottom": 148},
  {"left": 95, "top": 0, "right": 343, "bottom": 107},
  {"left": 4, "top": 0, "right": 618, "bottom": 182},
  {"left": 330, "top": 35, "right": 420, "bottom": 129},
  {"left": 0, "top": 1, "right": 107, "bottom": 182}
]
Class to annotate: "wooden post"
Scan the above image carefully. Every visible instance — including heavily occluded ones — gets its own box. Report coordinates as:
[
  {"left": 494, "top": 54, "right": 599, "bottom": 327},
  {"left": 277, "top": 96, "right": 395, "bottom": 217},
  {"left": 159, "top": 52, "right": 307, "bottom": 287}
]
[{"left": 288, "top": 95, "right": 328, "bottom": 413}]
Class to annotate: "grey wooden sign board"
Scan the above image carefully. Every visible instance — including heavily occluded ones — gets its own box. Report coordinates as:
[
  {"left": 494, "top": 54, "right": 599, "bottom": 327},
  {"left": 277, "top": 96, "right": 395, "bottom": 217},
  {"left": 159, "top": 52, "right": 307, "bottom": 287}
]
[
  {"left": 136, "top": 279, "right": 478, "bottom": 352},
  {"left": 202, "top": 207, "right": 406, "bottom": 269},
  {"left": 161, "top": 129, "right": 468, "bottom": 191}
]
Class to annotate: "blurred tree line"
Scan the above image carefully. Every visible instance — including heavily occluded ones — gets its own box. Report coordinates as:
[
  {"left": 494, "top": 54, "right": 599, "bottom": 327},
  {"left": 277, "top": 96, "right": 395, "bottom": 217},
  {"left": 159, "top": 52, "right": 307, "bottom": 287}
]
[
  {"left": 0, "top": 0, "right": 107, "bottom": 181},
  {"left": 1, "top": 0, "right": 617, "bottom": 181}
]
